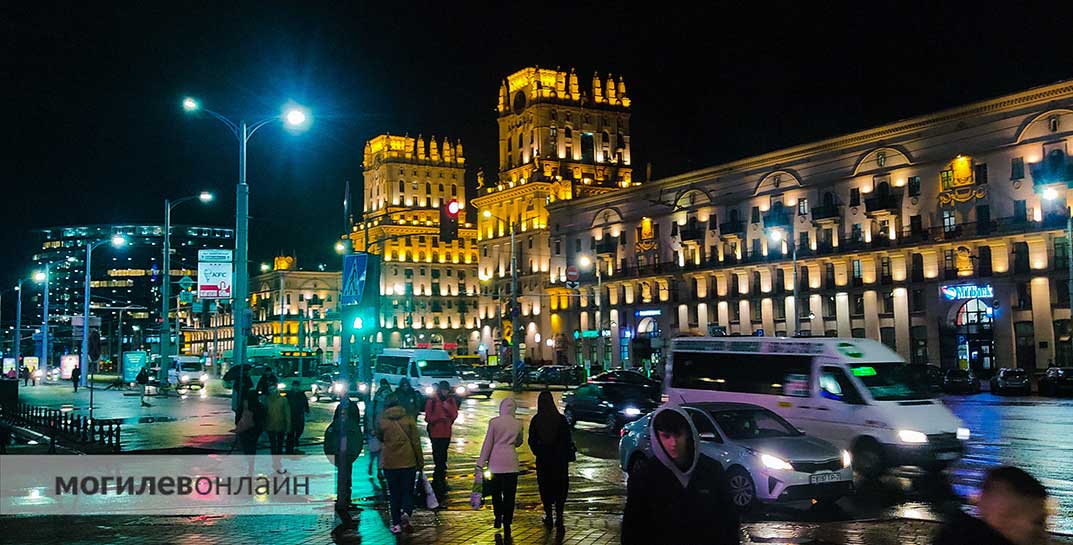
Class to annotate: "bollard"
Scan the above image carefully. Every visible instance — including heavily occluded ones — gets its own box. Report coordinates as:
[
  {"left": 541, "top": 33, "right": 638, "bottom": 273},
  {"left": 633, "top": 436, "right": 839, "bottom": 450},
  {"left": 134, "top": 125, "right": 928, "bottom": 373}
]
[{"left": 48, "top": 416, "right": 56, "bottom": 454}]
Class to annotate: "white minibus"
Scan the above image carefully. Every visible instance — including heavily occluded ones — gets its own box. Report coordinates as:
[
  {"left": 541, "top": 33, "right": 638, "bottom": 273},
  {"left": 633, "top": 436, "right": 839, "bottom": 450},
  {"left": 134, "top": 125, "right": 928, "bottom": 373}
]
[
  {"left": 372, "top": 348, "right": 467, "bottom": 403},
  {"left": 664, "top": 336, "right": 969, "bottom": 477}
]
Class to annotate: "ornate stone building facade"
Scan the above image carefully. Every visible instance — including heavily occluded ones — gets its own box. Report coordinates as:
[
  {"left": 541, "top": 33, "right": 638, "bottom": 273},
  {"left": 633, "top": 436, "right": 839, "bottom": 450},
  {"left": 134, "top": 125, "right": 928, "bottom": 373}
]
[
  {"left": 349, "top": 134, "right": 480, "bottom": 354},
  {"left": 473, "top": 66, "right": 635, "bottom": 365},
  {"left": 546, "top": 79, "right": 1073, "bottom": 374}
]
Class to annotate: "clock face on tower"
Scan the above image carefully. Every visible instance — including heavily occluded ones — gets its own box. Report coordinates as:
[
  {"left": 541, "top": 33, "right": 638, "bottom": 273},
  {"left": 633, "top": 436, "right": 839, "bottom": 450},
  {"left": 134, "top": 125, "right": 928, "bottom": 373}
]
[{"left": 513, "top": 91, "right": 527, "bottom": 114}]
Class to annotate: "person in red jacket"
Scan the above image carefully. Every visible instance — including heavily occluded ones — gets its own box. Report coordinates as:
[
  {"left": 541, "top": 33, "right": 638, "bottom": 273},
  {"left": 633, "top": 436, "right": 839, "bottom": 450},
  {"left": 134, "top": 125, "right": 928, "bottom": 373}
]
[{"left": 424, "top": 380, "right": 459, "bottom": 503}]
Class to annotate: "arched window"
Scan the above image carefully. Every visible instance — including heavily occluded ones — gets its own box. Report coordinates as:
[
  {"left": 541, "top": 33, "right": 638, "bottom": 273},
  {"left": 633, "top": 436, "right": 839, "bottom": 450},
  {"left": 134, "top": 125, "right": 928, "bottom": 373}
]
[
  {"left": 425, "top": 182, "right": 432, "bottom": 194},
  {"left": 564, "top": 127, "right": 573, "bottom": 139},
  {"left": 399, "top": 180, "right": 405, "bottom": 194},
  {"left": 438, "top": 184, "right": 444, "bottom": 193},
  {"left": 876, "top": 181, "right": 891, "bottom": 197},
  {"left": 1049, "top": 149, "right": 1066, "bottom": 170},
  {"left": 823, "top": 192, "right": 835, "bottom": 207},
  {"left": 729, "top": 209, "right": 740, "bottom": 222}
]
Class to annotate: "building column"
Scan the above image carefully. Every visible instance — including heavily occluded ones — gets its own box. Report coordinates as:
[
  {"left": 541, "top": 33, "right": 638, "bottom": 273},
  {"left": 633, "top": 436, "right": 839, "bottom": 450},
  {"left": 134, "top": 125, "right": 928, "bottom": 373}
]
[
  {"left": 1030, "top": 276, "right": 1055, "bottom": 369},
  {"left": 863, "top": 290, "right": 880, "bottom": 339},
  {"left": 894, "top": 287, "right": 911, "bottom": 359}
]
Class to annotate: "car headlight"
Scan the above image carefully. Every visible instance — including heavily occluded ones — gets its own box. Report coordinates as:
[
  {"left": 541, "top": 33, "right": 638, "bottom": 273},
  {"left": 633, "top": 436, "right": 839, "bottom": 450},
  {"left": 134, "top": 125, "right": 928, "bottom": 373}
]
[
  {"left": 898, "top": 429, "right": 928, "bottom": 444},
  {"left": 841, "top": 450, "right": 852, "bottom": 468},
  {"left": 622, "top": 407, "right": 642, "bottom": 417},
  {"left": 358, "top": 383, "right": 368, "bottom": 393},
  {"left": 424, "top": 386, "right": 435, "bottom": 395},
  {"left": 180, "top": 375, "right": 190, "bottom": 383},
  {"left": 200, "top": 374, "right": 208, "bottom": 383},
  {"left": 956, "top": 427, "right": 970, "bottom": 441},
  {"left": 760, "top": 453, "right": 794, "bottom": 471},
  {"left": 455, "top": 386, "right": 467, "bottom": 396},
  {"left": 277, "top": 382, "right": 286, "bottom": 390},
  {"left": 468, "top": 383, "right": 479, "bottom": 390},
  {"left": 489, "top": 382, "right": 497, "bottom": 389},
  {"left": 333, "top": 382, "right": 344, "bottom": 393}
]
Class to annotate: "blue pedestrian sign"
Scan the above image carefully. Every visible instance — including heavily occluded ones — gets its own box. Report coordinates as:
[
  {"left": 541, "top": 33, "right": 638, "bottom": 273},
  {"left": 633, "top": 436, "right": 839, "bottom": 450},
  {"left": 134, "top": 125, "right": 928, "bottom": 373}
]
[{"left": 341, "top": 254, "right": 369, "bottom": 306}]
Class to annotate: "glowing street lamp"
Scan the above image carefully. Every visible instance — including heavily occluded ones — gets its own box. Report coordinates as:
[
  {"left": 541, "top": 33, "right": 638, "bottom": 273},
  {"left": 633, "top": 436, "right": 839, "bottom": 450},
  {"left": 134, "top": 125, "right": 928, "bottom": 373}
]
[
  {"left": 182, "top": 96, "right": 312, "bottom": 388},
  {"left": 80, "top": 235, "right": 128, "bottom": 387},
  {"left": 160, "top": 192, "right": 214, "bottom": 382}
]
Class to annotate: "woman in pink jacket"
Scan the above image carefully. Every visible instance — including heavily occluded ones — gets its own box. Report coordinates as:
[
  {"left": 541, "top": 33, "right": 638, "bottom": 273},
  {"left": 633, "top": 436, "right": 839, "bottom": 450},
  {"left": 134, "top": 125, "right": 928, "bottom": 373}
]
[{"left": 477, "top": 397, "right": 524, "bottom": 539}]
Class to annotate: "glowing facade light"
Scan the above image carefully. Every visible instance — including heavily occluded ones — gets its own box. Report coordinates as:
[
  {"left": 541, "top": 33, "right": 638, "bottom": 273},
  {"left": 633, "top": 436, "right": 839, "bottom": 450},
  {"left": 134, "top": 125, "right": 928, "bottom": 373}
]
[{"left": 1043, "top": 188, "right": 1059, "bottom": 201}]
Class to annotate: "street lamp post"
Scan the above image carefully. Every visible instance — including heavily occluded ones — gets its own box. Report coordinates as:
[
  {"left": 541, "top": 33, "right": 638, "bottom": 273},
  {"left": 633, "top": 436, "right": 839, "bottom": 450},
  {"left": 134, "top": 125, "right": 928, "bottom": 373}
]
[
  {"left": 182, "top": 97, "right": 309, "bottom": 389},
  {"left": 81, "top": 235, "right": 127, "bottom": 388},
  {"left": 1043, "top": 189, "right": 1072, "bottom": 364},
  {"left": 160, "top": 192, "right": 213, "bottom": 383},
  {"left": 32, "top": 267, "right": 50, "bottom": 377},
  {"left": 483, "top": 211, "right": 521, "bottom": 391},
  {"left": 769, "top": 228, "right": 799, "bottom": 336}
]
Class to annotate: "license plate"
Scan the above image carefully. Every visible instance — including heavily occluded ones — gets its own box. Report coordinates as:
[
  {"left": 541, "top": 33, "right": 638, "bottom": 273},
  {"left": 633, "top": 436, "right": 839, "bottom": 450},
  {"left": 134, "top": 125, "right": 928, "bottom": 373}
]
[
  {"left": 936, "top": 451, "right": 959, "bottom": 460},
  {"left": 809, "top": 472, "right": 840, "bottom": 484}
]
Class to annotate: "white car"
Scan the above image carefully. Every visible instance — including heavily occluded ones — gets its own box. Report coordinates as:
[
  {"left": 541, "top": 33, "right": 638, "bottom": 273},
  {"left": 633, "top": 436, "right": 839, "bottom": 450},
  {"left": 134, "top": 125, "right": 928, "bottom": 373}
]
[{"left": 619, "top": 402, "right": 853, "bottom": 510}]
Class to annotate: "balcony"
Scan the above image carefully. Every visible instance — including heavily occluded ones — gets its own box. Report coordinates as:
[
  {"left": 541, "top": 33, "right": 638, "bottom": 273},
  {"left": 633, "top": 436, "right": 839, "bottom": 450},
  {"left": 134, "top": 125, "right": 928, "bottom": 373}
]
[
  {"left": 864, "top": 192, "right": 903, "bottom": 215},
  {"left": 762, "top": 209, "right": 793, "bottom": 230},
  {"left": 678, "top": 227, "right": 706, "bottom": 241},
  {"left": 718, "top": 220, "right": 745, "bottom": 238},
  {"left": 811, "top": 204, "right": 842, "bottom": 224},
  {"left": 595, "top": 238, "right": 618, "bottom": 255},
  {"left": 1030, "top": 153, "right": 1073, "bottom": 189}
]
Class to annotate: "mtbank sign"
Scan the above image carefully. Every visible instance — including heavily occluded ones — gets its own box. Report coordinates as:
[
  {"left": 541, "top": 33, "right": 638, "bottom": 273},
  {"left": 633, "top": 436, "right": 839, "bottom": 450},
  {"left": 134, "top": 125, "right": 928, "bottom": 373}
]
[{"left": 940, "top": 283, "right": 993, "bottom": 301}]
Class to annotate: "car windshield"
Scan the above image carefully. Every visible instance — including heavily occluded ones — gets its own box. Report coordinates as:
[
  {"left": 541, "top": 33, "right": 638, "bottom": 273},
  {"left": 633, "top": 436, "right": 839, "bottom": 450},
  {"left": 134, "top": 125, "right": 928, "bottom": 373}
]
[
  {"left": 180, "top": 362, "right": 201, "bottom": 371},
  {"left": 1004, "top": 369, "right": 1027, "bottom": 378},
  {"left": 418, "top": 359, "right": 459, "bottom": 378},
  {"left": 711, "top": 409, "right": 801, "bottom": 439},
  {"left": 603, "top": 384, "right": 658, "bottom": 403},
  {"left": 947, "top": 369, "right": 969, "bottom": 378},
  {"left": 850, "top": 363, "right": 935, "bottom": 401}
]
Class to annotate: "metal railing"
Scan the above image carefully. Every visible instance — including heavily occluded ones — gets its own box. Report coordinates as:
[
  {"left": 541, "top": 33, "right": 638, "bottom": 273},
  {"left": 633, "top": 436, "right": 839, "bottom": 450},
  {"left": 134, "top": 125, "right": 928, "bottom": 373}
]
[{"left": 1, "top": 402, "right": 122, "bottom": 453}]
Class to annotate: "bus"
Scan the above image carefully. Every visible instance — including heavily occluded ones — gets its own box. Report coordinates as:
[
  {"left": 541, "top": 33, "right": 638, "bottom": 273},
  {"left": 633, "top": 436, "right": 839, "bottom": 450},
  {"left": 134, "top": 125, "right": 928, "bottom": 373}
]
[{"left": 222, "top": 344, "right": 324, "bottom": 392}]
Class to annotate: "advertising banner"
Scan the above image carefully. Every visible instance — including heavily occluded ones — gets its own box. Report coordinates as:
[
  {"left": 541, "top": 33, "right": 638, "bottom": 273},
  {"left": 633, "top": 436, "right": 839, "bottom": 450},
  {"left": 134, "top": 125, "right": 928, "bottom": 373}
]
[
  {"left": 197, "top": 261, "right": 233, "bottom": 299},
  {"left": 122, "top": 351, "right": 149, "bottom": 383},
  {"left": 60, "top": 354, "right": 79, "bottom": 380}
]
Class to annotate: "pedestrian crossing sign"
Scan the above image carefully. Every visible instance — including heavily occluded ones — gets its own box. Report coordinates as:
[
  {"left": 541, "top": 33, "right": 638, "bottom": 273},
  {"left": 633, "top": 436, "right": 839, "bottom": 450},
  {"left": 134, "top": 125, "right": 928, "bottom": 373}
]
[{"left": 340, "top": 254, "right": 368, "bottom": 306}]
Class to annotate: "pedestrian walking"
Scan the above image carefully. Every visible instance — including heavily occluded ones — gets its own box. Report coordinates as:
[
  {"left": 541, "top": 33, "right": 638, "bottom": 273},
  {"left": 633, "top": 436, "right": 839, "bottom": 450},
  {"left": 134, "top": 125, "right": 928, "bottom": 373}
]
[
  {"left": 136, "top": 366, "right": 151, "bottom": 406},
  {"left": 395, "top": 378, "right": 422, "bottom": 418},
  {"left": 367, "top": 378, "right": 392, "bottom": 478},
  {"left": 424, "top": 380, "right": 459, "bottom": 503},
  {"left": 71, "top": 366, "right": 81, "bottom": 392},
  {"left": 230, "top": 375, "right": 252, "bottom": 423},
  {"left": 30, "top": 366, "right": 37, "bottom": 386},
  {"left": 264, "top": 384, "right": 291, "bottom": 473},
  {"left": 528, "top": 390, "right": 575, "bottom": 532},
  {"left": 622, "top": 407, "right": 739, "bottom": 545},
  {"left": 286, "top": 379, "right": 309, "bottom": 454},
  {"left": 256, "top": 369, "right": 277, "bottom": 400},
  {"left": 933, "top": 466, "right": 1048, "bottom": 545},
  {"left": 235, "top": 389, "right": 265, "bottom": 461},
  {"left": 326, "top": 393, "right": 363, "bottom": 532},
  {"left": 21, "top": 365, "right": 29, "bottom": 386},
  {"left": 477, "top": 397, "right": 524, "bottom": 539},
  {"left": 378, "top": 393, "right": 423, "bottom": 535}
]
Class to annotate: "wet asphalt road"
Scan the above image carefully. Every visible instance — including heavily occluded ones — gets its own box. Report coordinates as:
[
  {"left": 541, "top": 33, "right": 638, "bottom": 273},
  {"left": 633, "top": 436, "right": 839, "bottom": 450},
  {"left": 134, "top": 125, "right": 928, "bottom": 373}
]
[{"left": 10, "top": 382, "right": 1073, "bottom": 539}]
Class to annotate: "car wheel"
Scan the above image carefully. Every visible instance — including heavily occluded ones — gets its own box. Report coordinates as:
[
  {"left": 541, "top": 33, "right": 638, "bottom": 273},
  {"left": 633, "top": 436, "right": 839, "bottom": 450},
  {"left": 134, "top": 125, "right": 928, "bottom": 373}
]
[
  {"left": 605, "top": 413, "right": 621, "bottom": 435},
  {"left": 564, "top": 407, "right": 576, "bottom": 428},
  {"left": 727, "top": 467, "right": 757, "bottom": 511},
  {"left": 852, "top": 438, "right": 886, "bottom": 481}
]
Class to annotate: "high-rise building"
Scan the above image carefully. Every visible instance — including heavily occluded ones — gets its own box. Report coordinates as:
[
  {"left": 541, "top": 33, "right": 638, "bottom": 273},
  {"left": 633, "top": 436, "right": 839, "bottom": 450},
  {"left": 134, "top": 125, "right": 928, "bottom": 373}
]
[
  {"left": 349, "top": 134, "right": 481, "bottom": 354},
  {"left": 473, "top": 66, "right": 635, "bottom": 366}
]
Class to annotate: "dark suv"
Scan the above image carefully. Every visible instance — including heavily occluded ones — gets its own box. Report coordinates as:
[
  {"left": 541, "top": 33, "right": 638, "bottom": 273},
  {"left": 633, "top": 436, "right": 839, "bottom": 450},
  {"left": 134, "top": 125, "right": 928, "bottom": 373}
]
[
  {"left": 563, "top": 382, "right": 659, "bottom": 434},
  {"left": 1039, "top": 367, "right": 1073, "bottom": 396},
  {"left": 989, "top": 368, "right": 1031, "bottom": 395},
  {"left": 942, "top": 368, "right": 980, "bottom": 394}
]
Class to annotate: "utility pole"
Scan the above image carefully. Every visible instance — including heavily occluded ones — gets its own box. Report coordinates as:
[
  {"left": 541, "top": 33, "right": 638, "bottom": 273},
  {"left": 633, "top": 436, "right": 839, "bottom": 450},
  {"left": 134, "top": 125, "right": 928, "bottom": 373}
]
[
  {"left": 40, "top": 264, "right": 49, "bottom": 377},
  {"left": 510, "top": 220, "right": 521, "bottom": 392}
]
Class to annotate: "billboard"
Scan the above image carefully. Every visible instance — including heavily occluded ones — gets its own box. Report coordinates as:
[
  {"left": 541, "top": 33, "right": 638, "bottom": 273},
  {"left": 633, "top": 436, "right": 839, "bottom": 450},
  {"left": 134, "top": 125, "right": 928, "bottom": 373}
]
[
  {"left": 122, "top": 351, "right": 148, "bottom": 383},
  {"left": 198, "top": 249, "right": 233, "bottom": 300},
  {"left": 60, "top": 354, "right": 79, "bottom": 380},
  {"left": 2, "top": 357, "right": 14, "bottom": 374}
]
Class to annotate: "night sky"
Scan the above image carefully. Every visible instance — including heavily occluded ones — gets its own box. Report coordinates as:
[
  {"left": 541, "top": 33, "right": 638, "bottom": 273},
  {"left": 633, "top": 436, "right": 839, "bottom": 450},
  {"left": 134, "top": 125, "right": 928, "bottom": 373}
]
[{"left": 5, "top": 2, "right": 1072, "bottom": 323}]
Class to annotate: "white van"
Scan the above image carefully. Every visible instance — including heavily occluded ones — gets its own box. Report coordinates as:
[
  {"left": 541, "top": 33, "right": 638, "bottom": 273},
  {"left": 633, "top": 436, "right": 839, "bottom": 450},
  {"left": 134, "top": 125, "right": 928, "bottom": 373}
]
[
  {"left": 663, "top": 337, "right": 969, "bottom": 477},
  {"left": 168, "top": 356, "right": 208, "bottom": 389},
  {"left": 373, "top": 348, "right": 466, "bottom": 401}
]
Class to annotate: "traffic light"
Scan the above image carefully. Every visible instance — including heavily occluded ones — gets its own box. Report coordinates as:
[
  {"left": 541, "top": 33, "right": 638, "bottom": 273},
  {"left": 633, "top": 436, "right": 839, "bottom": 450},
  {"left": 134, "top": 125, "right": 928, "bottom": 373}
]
[{"left": 440, "top": 199, "right": 460, "bottom": 243}]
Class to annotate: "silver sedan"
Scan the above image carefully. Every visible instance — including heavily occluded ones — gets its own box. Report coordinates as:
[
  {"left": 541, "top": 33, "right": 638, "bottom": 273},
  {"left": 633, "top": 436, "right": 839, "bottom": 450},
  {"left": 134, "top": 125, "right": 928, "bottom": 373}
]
[{"left": 619, "top": 402, "right": 853, "bottom": 510}]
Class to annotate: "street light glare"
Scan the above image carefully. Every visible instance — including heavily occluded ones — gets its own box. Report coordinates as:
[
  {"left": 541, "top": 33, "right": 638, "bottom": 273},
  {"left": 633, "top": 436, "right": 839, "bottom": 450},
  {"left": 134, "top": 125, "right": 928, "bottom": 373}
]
[
  {"left": 182, "top": 97, "right": 199, "bottom": 112},
  {"left": 483, "top": 210, "right": 492, "bottom": 218},
  {"left": 283, "top": 107, "right": 309, "bottom": 128},
  {"left": 1043, "top": 188, "right": 1059, "bottom": 201},
  {"left": 579, "top": 255, "right": 592, "bottom": 268},
  {"left": 769, "top": 229, "right": 783, "bottom": 242},
  {"left": 111, "top": 235, "right": 128, "bottom": 247},
  {"left": 199, "top": 192, "right": 214, "bottom": 203},
  {"left": 260, "top": 263, "right": 271, "bottom": 272},
  {"left": 335, "top": 241, "right": 346, "bottom": 254},
  {"left": 33, "top": 271, "right": 47, "bottom": 283}
]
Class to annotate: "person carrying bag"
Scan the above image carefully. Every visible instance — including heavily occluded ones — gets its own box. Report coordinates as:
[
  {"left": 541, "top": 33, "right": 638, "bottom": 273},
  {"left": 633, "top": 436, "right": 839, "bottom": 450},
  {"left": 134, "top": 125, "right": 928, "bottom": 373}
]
[{"left": 378, "top": 394, "right": 424, "bottom": 535}]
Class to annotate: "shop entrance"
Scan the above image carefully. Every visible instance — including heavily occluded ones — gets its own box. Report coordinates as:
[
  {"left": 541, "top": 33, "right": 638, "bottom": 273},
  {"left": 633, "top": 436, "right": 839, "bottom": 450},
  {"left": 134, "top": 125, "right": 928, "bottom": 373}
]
[
  {"left": 952, "top": 298, "right": 995, "bottom": 373},
  {"left": 632, "top": 317, "right": 663, "bottom": 377}
]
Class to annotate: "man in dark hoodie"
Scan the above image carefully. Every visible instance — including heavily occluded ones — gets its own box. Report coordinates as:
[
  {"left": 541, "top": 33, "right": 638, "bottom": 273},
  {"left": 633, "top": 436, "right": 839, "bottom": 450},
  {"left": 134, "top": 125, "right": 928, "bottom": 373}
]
[
  {"left": 622, "top": 407, "right": 739, "bottom": 545},
  {"left": 932, "top": 466, "right": 1048, "bottom": 545}
]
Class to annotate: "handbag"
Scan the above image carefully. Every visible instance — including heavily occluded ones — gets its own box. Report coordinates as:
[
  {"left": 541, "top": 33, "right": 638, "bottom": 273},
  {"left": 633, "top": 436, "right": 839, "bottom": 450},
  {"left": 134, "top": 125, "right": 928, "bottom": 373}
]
[
  {"left": 418, "top": 473, "right": 438, "bottom": 509},
  {"left": 235, "top": 407, "right": 254, "bottom": 434},
  {"left": 395, "top": 419, "right": 437, "bottom": 509},
  {"left": 470, "top": 469, "right": 484, "bottom": 510}
]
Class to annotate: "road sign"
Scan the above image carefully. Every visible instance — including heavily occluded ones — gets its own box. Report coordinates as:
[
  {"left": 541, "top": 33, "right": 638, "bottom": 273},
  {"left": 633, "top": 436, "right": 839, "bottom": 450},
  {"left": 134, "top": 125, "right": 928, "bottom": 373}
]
[
  {"left": 341, "top": 254, "right": 369, "bottom": 306},
  {"left": 565, "top": 280, "right": 580, "bottom": 290},
  {"left": 565, "top": 266, "right": 580, "bottom": 282},
  {"left": 179, "top": 276, "right": 195, "bottom": 289},
  {"left": 179, "top": 291, "right": 194, "bottom": 304},
  {"left": 198, "top": 249, "right": 233, "bottom": 263}
]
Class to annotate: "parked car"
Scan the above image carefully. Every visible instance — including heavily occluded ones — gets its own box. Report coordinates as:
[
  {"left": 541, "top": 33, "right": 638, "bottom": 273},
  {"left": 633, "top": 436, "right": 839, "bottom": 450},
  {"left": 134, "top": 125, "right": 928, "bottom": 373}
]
[
  {"left": 533, "top": 365, "right": 586, "bottom": 386},
  {"left": 619, "top": 402, "right": 853, "bottom": 511},
  {"left": 906, "top": 364, "right": 943, "bottom": 394},
  {"left": 1039, "top": 367, "right": 1073, "bottom": 396},
  {"left": 460, "top": 370, "right": 495, "bottom": 398},
  {"left": 989, "top": 367, "right": 1032, "bottom": 395},
  {"left": 589, "top": 369, "right": 659, "bottom": 390},
  {"left": 310, "top": 372, "right": 367, "bottom": 402},
  {"left": 563, "top": 382, "right": 659, "bottom": 434},
  {"left": 942, "top": 368, "right": 981, "bottom": 394}
]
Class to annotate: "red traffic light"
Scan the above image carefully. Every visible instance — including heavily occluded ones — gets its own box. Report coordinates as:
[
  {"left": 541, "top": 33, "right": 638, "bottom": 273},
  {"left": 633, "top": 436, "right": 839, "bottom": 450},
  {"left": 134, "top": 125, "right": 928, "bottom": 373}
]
[{"left": 446, "top": 200, "right": 461, "bottom": 216}]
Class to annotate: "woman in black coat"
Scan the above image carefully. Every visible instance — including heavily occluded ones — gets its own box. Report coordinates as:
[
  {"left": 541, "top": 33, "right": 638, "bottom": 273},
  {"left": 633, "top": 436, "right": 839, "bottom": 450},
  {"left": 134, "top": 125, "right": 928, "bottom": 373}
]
[{"left": 527, "top": 390, "right": 574, "bottom": 532}]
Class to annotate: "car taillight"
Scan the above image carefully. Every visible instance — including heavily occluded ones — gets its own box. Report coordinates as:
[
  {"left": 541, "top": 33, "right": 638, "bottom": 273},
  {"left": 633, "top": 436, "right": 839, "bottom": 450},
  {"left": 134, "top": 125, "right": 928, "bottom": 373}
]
[{"left": 620, "top": 427, "right": 628, "bottom": 438}]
